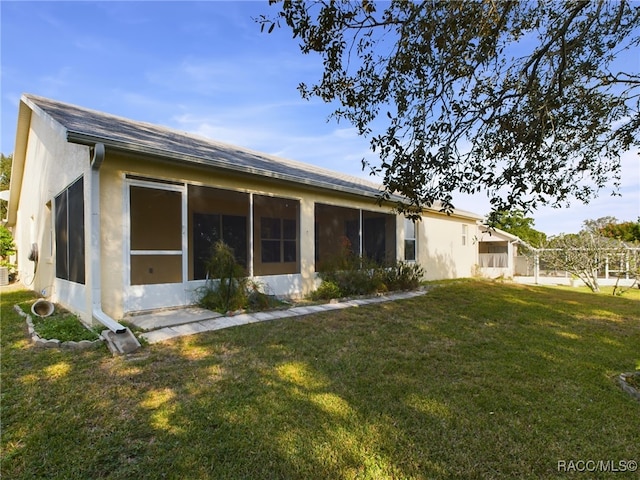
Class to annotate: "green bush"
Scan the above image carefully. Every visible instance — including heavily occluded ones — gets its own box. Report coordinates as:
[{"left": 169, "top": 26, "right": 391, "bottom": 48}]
[
  {"left": 196, "top": 243, "right": 287, "bottom": 313},
  {"left": 197, "top": 241, "right": 247, "bottom": 313},
  {"left": 316, "top": 254, "right": 424, "bottom": 298},
  {"left": 383, "top": 261, "right": 425, "bottom": 291},
  {"left": 310, "top": 280, "right": 342, "bottom": 300},
  {"left": 0, "top": 225, "right": 15, "bottom": 266}
]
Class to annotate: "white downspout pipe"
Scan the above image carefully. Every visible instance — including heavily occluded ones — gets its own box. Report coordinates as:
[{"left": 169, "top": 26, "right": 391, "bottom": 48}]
[{"left": 90, "top": 143, "right": 127, "bottom": 334}]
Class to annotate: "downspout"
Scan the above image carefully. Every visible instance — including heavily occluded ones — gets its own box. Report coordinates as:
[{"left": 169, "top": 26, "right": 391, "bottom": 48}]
[{"left": 90, "top": 143, "right": 127, "bottom": 334}]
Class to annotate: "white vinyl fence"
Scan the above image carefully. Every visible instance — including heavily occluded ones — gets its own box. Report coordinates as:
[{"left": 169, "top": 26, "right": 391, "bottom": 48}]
[{"left": 514, "top": 247, "right": 640, "bottom": 286}]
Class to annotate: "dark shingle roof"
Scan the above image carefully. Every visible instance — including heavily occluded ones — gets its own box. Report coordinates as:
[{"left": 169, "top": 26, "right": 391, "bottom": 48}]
[{"left": 23, "top": 94, "right": 390, "bottom": 199}]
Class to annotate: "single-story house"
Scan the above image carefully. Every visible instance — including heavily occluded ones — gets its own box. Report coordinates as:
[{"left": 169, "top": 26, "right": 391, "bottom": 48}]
[{"left": 6, "top": 94, "right": 483, "bottom": 330}]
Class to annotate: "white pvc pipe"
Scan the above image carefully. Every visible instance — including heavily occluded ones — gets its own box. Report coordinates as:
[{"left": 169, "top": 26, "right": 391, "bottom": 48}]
[{"left": 90, "top": 144, "right": 127, "bottom": 334}]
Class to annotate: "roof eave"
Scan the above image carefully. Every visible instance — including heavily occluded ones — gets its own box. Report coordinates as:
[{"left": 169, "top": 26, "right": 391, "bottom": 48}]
[
  {"left": 6, "top": 100, "right": 33, "bottom": 226},
  {"left": 66, "top": 130, "right": 392, "bottom": 202},
  {"left": 67, "top": 130, "right": 485, "bottom": 220}
]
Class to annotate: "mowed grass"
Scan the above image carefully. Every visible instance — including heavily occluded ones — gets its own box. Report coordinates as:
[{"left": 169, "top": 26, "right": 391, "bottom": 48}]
[{"left": 2, "top": 280, "right": 639, "bottom": 479}]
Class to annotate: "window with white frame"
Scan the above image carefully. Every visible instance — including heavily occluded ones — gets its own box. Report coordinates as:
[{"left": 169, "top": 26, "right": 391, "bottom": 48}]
[
  {"left": 462, "top": 224, "right": 469, "bottom": 246},
  {"left": 404, "top": 218, "right": 416, "bottom": 261}
]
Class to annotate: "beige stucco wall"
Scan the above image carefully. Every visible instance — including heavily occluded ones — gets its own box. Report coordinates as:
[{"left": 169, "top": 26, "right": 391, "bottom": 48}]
[
  {"left": 13, "top": 108, "right": 91, "bottom": 319},
  {"left": 97, "top": 161, "right": 125, "bottom": 319},
  {"left": 419, "top": 212, "right": 479, "bottom": 280}
]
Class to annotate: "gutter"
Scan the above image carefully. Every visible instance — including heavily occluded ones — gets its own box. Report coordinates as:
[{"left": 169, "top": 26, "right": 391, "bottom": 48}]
[{"left": 89, "top": 143, "right": 128, "bottom": 335}]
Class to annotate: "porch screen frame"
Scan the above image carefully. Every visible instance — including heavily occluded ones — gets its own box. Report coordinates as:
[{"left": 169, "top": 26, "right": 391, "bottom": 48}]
[
  {"left": 314, "top": 203, "right": 396, "bottom": 271},
  {"left": 54, "top": 175, "right": 85, "bottom": 284},
  {"left": 188, "top": 184, "right": 250, "bottom": 280},
  {"left": 125, "top": 178, "right": 187, "bottom": 286}
]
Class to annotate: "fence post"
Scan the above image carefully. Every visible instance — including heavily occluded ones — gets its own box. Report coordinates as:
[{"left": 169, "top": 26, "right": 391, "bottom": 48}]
[{"left": 625, "top": 252, "right": 630, "bottom": 280}]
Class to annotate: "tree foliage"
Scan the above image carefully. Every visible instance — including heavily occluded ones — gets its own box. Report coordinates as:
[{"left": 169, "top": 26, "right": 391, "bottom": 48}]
[
  {"left": 540, "top": 219, "right": 634, "bottom": 292},
  {"left": 489, "top": 210, "right": 547, "bottom": 248},
  {"left": 590, "top": 216, "right": 640, "bottom": 243},
  {"left": 541, "top": 232, "right": 620, "bottom": 292},
  {"left": 0, "top": 225, "right": 16, "bottom": 262},
  {"left": 259, "top": 1, "right": 640, "bottom": 216},
  {"left": 0, "top": 153, "right": 12, "bottom": 220}
]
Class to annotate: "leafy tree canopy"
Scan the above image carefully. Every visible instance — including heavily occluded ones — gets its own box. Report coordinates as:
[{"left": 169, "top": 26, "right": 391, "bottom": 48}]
[
  {"left": 585, "top": 216, "right": 640, "bottom": 243},
  {"left": 0, "top": 225, "right": 15, "bottom": 260},
  {"left": 488, "top": 210, "right": 547, "bottom": 247},
  {"left": 260, "top": 1, "right": 640, "bottom": 217},
  {"left": 0, "top": 153, "right": 12, "bottom": 220},
  {"left": 542, "top": 217, "right": 639, "bottom": 292},
  {"left": 541, "top": 229, "right": 625, "bottom": 292}
]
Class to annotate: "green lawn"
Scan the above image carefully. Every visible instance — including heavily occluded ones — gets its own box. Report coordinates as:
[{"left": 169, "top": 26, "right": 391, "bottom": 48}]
[{"left": 2, "top": 280, "right": 639, "bottom": 479}]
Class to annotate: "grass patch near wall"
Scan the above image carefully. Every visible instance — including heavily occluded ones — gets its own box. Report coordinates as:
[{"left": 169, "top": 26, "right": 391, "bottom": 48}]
[
  {"left": 2, "top": 281, "right": 639, "bottom": 479},
  {"left": 31, "top": 308, "right": 101, "bottom": 342}
]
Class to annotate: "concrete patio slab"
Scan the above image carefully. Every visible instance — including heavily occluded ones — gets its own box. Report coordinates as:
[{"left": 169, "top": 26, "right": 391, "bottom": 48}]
[
  {"left": 226, "top": 313, "right": 253, "bottom": 325},
  {"left": 127, "top": 306, "right": 221, "bottom": 331},
  {"left": 140, "top": 328, "right": 184, "bottom": 344},
  {"left": 199, "top": 316, "right": 246, "bottom": 330},
  {"left": 347, "top": 299, "right": 370, "bottom": 306},
  {"left": 169, "top": 322, "right": 211, "bottom": 336},
  {"left": 287, "top": 306, "right": 317, "bottom": 316},
  {"left": 251, "top": 311, "right": 280, "bottom": 322},
  {"left": 318, "top": 302, "right": 350, "bottom": 310}
]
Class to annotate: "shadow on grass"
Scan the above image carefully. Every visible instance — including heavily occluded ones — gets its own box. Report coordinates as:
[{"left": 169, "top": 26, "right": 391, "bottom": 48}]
[{"left": 2, "top": 282, "right": 639, "bottom": 479}]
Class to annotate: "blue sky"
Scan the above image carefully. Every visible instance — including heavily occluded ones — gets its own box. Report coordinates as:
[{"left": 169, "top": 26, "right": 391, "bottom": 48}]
[{"left": 1, "top": 1, "right": 638, "bottom": 235}]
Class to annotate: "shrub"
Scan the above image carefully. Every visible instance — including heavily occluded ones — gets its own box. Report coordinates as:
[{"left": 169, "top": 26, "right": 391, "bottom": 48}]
[
  {"left": 383, "top": 262, "right": 425, "bottom": 291},
  {"left": 310, "top": 280, "right": 342, "bottom": 300},
  {"left": 197, "top": 241, "right": 248, "bottom": 313},
  {"left": 316, "top": 254, "right": 424, "bottom": 298},
  {"left": 196, "top": 244, "right": 287, "bottom": 313},
  {"left": 246, "top": 281, "right": 285, "bottom": 311},
  {"left": 0, "top": 225, "right": 15, "bottom": 260}
]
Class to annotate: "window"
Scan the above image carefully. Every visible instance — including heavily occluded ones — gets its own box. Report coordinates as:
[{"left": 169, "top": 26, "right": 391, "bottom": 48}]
[
  {"left": 261, "top": 217, "right": 296, "bottom": 263},
  {"left": 462, "top": 224, "right": 468, "bottom": 246},
  {"left": 404, "top": 218, "right": 416, "bottom": 261},
  {"left": 362, "top": 211, "right": 395, "bottom": 265},
  {"left": 314, "top": 204, "right": 360, "bottom": 270},
  {"left": 55, "top": 177, "right": 85, "bottom": 284}
]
